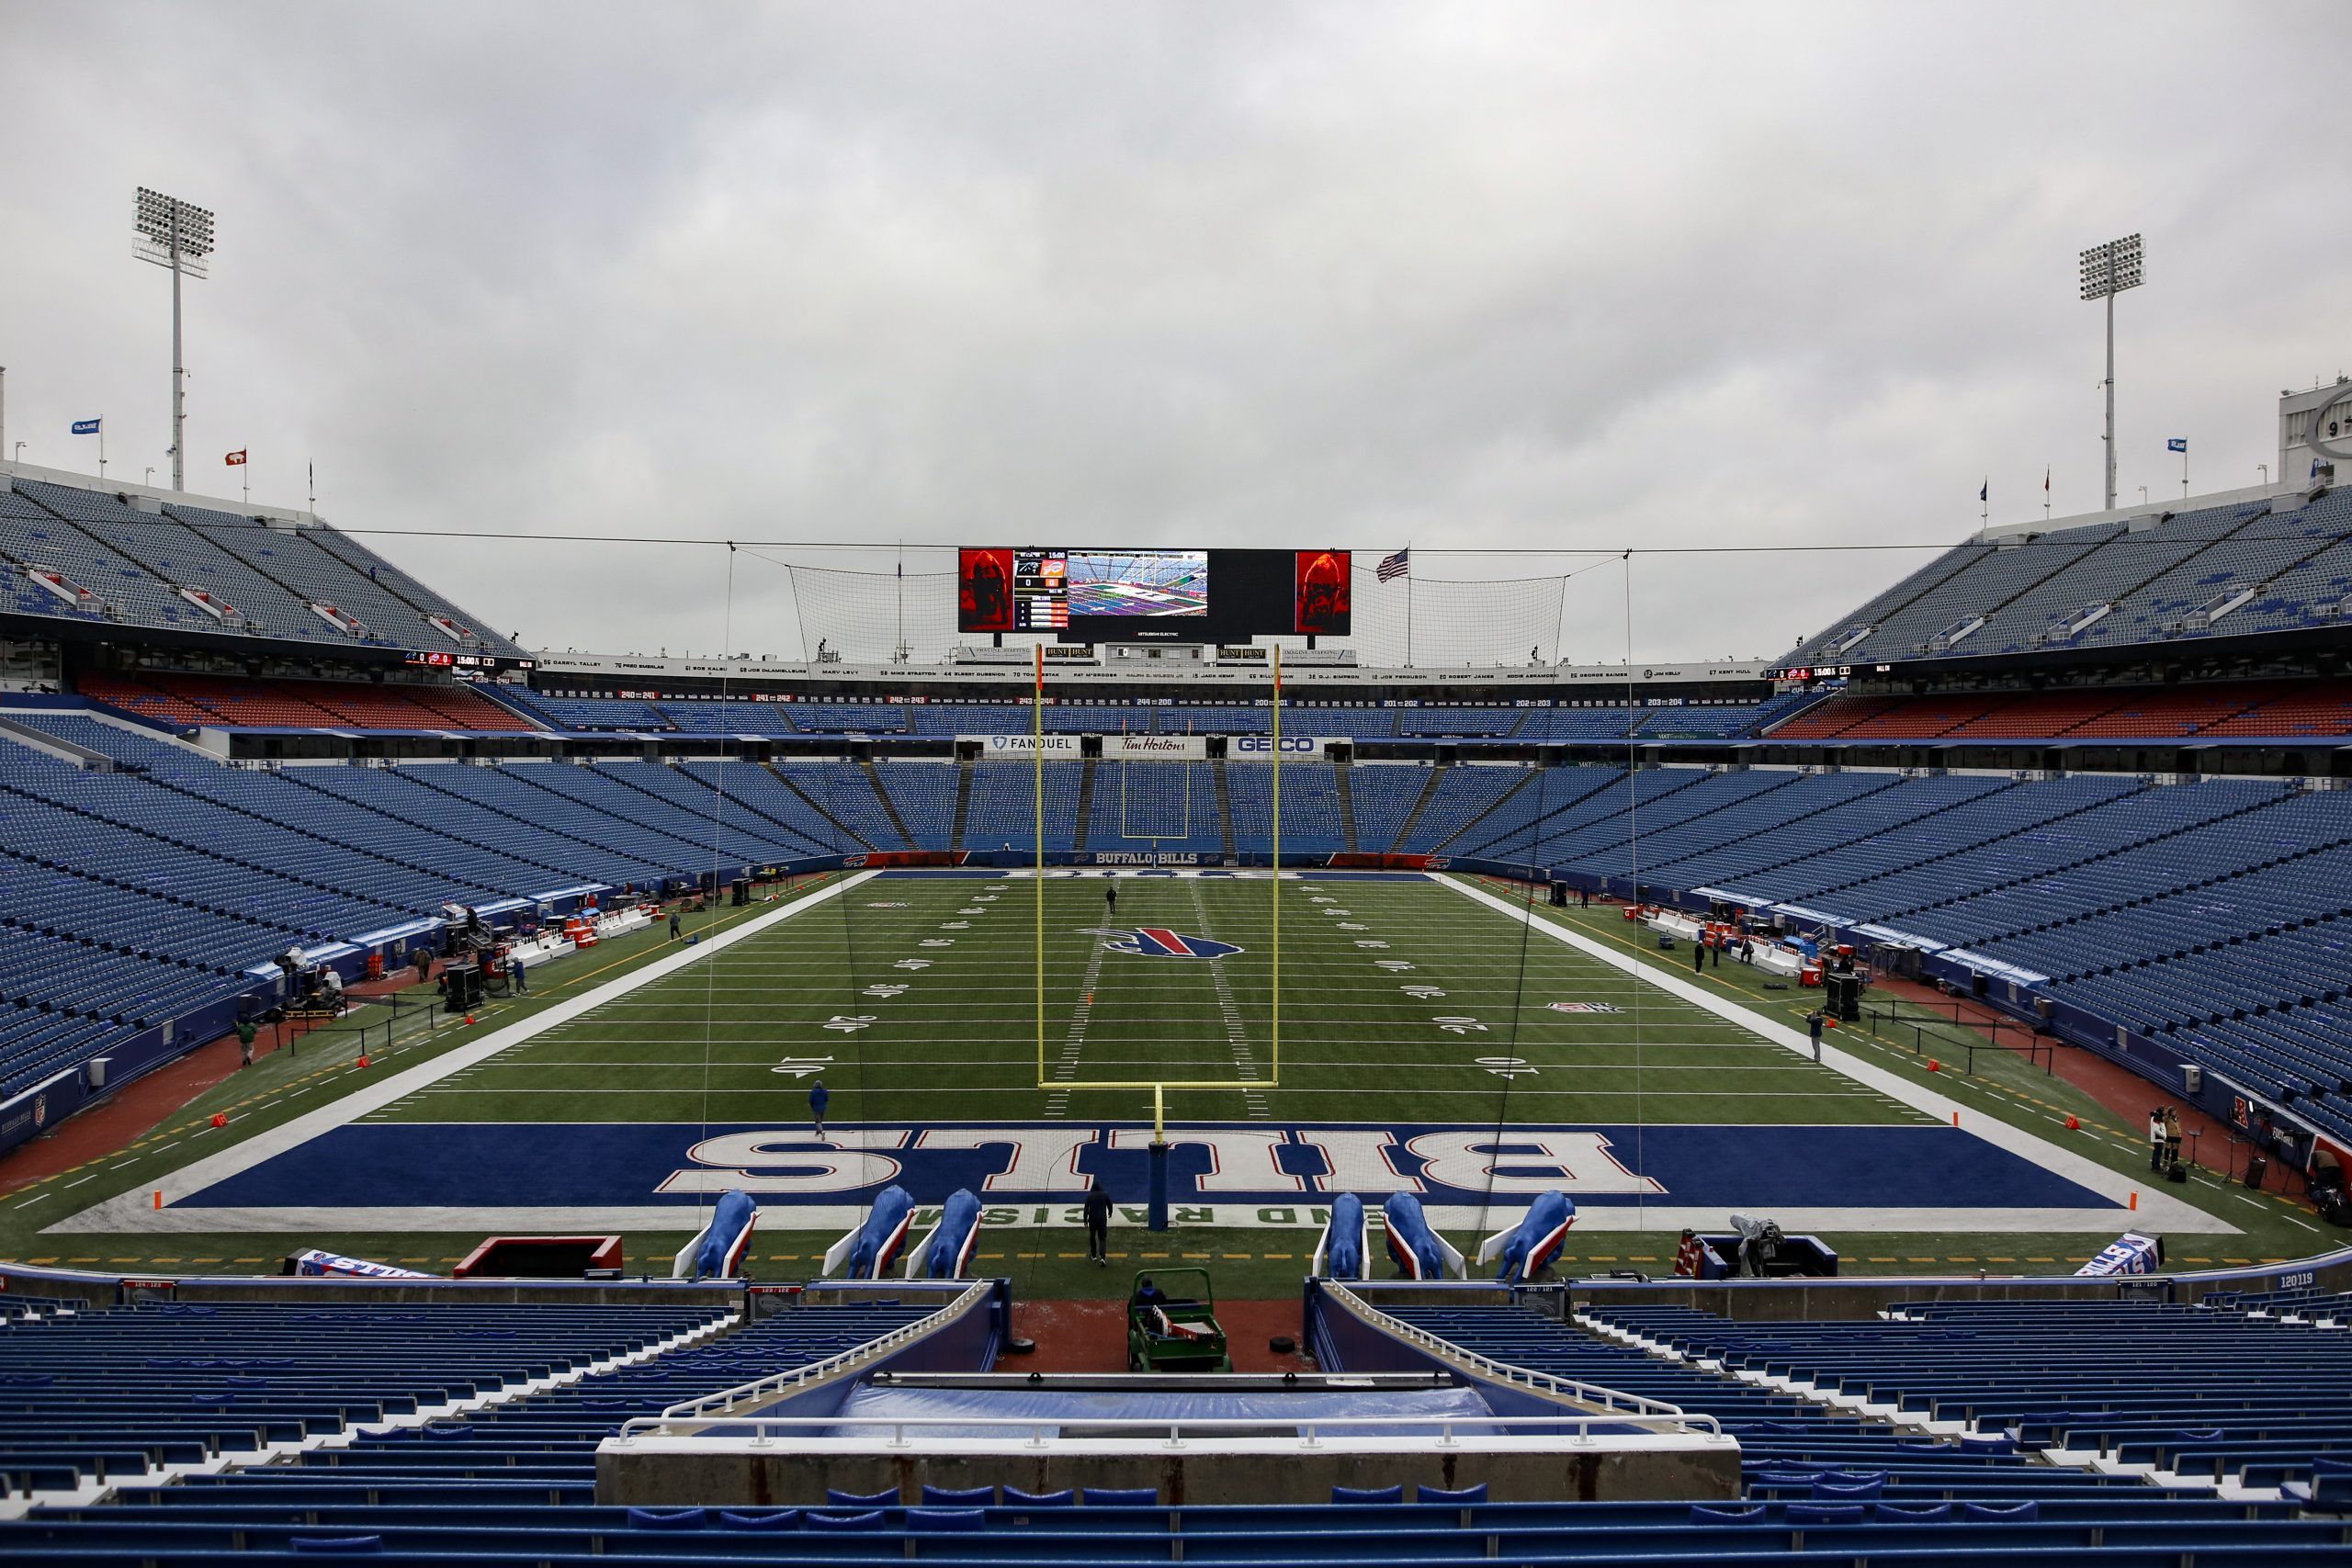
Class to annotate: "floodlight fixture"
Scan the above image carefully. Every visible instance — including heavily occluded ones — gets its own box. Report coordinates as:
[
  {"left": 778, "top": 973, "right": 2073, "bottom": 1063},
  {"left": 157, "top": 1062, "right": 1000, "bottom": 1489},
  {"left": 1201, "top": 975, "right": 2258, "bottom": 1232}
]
[
  {"left": 134, "top": 186, "right": 216, "bottom": 492},
  {"left": 2079, "top": 232, "right": 2144, "bottom": 510}
]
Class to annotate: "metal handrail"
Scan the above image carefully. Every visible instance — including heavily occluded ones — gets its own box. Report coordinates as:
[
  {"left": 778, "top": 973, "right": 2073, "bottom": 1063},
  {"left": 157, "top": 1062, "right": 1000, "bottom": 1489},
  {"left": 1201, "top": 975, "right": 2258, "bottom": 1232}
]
[
  {"left": 613, "top": 1409, "right": 1725, "bottom": 1447},
  {"left": 1319, "top": 1281, "right": 1704, "bottom": 1426},
  {"left": 650, "top": 1280, "right": 990, "bottom": 1424}
]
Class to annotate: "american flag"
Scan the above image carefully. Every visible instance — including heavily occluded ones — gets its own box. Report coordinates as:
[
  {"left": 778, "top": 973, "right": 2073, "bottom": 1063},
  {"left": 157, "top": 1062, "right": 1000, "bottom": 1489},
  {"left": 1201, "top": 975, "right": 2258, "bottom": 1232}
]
[{"left": 1376, "top": 547, "right": 1409, "bottom": 582}]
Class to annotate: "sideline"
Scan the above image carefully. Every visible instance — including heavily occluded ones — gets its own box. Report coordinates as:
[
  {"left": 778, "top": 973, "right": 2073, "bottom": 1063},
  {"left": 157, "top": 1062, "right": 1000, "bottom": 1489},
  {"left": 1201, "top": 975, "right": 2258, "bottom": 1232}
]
[
  {"left": 1439, "top": 875, "right": 2233, "bottom": 1236},
  {"left": 49, "top": 873, "right": 879, "bottom": 1235}
]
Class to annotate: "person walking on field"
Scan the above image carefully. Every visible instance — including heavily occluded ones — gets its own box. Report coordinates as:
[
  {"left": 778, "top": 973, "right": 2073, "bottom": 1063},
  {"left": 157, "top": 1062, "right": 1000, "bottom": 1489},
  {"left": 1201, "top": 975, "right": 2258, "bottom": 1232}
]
[
  {"left": 1083, "top": 1179, "right": 1113, "bottom": 1266},
  {"left": 2164, "top": 1106, "right": 2185, "bottom": 1172},
  {"left": 809, "top": 1078, "right": 830, "bottom": 1139},
  {"left": 1806, "top": 1010, "right": 1825, "bottom": 1063},
  {"left": 2148, "top": 1109, "right": 2167, "bottom": 1172},
  {"left": 669, "top": 908, "right": 683, "bottom": 942},
  {"left": 509, "top": 953, "right": 527, "bottom": 995},
  {"left": 236, "top": 1014, "right": 258, "bottom": 1069},
  {"left": 1691, "top": 937, "right": 1704, "bottom": 976},
  {"left": 1105, "top": 881, "right": 1118, "bottom": 919}
]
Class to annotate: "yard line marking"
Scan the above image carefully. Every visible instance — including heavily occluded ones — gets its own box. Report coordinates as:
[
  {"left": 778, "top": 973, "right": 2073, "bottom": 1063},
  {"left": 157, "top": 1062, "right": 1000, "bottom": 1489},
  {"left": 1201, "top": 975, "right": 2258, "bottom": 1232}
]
[
  {"left": 1439, "top": 874, "right": 2236, "bottom": 1237},
  {"left": 1190, "top": 877, "right": 1269, "bottom": 1117},
  {"left": 1044, "top": 920, "right": 1117, "bottom": 1120},
  {"left": 49, "top": 871, "right": 882, "bottom": 1235}
]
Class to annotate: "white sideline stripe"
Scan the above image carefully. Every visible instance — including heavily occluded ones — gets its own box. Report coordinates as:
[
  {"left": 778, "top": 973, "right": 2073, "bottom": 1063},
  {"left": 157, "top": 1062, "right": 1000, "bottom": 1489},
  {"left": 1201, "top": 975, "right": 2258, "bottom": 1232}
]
[
  {"left": 1438, "top": 874, "right": 2236, "bottom": 1237},
  {"left": 52, "top": 1203, "right": 2197, "bottom": 1235},
  {"left": 45, "top": 872, "right": 881, "bottom": 1236}
]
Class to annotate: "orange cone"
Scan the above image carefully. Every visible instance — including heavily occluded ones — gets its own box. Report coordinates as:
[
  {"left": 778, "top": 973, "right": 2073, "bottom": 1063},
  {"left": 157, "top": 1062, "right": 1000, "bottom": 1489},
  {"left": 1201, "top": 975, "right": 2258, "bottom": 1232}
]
[
  {"left": 1927, "top": 1058, "right": 1940, "bottom": 1073},
  {"left": 1951, "top": 1111, "right": 1960, "bottom": 1127},
  {"left": 209, "top": 1112, "right": 226, "bottom": 1129},
  {"left": 463, "top": 1014, "right": 475, "bottom": 1026},
  {"left": 2129, "top": 1190, "right": 2139, "bottom": 1212},
  {"left": 152, "top": 1190, "right": 162, "bottom": 1210},
  {"left": 2065, "top": 1114, "right": 2080, "bottom": 1131},
  {"left": 356, "top": 1055, "right": 370, "bottom": 1068}
]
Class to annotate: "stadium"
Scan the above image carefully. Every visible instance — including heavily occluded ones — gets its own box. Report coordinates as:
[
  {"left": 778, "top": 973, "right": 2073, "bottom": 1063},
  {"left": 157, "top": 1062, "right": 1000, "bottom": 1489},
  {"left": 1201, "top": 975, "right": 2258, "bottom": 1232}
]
[{"left": 4, "top": 7, "right": 2352, "bottom": 1561}]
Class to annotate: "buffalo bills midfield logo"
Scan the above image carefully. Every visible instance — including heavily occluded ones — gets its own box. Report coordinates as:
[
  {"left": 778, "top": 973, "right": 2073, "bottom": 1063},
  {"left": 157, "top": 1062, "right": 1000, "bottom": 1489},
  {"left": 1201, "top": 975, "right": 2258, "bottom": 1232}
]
[{"left": 1103, "top": 927, "right": 1243, "bottom": 959}]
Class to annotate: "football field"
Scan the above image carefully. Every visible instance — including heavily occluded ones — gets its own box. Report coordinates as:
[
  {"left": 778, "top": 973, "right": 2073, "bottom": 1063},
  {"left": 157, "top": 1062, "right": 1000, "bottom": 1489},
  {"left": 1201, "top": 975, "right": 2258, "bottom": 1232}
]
[
  {"left": 26, "top": 867, "right": 2306, "bottom": 1293},
  {"left": 365, "top": 872, "right": 1912, "bottom": 1129}
]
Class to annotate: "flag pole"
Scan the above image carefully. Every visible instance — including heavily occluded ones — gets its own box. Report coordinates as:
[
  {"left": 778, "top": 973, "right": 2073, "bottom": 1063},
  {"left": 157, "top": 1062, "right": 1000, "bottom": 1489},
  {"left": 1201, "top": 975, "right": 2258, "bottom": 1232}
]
[{"left": 1405, "top": 542, "right": 1414, "bottom": 668}]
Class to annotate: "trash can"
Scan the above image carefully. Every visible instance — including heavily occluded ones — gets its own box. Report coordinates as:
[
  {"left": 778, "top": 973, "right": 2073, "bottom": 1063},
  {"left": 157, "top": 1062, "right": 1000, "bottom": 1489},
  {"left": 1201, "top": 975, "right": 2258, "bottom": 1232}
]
[{"left": 2243, "top": 1155, "right": 2269, "bottom": 1190}]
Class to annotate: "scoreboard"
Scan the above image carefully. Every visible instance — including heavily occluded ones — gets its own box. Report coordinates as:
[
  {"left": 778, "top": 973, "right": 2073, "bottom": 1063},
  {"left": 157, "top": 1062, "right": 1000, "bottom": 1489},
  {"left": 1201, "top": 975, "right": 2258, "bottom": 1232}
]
[{"left": 959, "top": 547, "right": 1349, "bottom": 642}]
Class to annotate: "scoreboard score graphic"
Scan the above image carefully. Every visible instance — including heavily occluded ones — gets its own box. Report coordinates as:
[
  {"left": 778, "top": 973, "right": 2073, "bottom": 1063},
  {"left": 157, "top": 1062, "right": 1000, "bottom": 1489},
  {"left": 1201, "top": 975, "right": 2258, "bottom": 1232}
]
[{"left": 959, "top": 547, "right": 1350, "bottom": 642}]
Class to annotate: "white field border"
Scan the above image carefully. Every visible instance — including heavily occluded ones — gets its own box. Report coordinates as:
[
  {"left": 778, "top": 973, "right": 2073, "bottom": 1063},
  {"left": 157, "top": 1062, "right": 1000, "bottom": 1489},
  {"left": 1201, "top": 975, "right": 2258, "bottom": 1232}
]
[
  {"left": 47, "top": 872, "right": 880, "bottom": 1237},
  {"left": 1438, "top": 874, "right": 2232, "bottom": 1236}
]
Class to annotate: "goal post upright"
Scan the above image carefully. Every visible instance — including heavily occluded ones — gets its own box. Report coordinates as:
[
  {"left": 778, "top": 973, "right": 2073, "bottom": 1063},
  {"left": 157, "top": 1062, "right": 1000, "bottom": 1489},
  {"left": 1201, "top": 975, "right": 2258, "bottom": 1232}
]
[
  {"left": 1034, "top": 641, "right": 1045, "bottom": 1089},
  {"left": 1271, "top": 641, "right": 1280, "bottom": 1090}
]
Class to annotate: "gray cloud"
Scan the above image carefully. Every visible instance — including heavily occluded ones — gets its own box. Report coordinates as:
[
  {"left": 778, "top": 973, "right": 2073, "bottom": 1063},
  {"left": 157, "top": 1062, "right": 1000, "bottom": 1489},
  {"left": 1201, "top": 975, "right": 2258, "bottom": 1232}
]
[{"left": 3, "top": 0, "right": 2346, "bottom": 664}]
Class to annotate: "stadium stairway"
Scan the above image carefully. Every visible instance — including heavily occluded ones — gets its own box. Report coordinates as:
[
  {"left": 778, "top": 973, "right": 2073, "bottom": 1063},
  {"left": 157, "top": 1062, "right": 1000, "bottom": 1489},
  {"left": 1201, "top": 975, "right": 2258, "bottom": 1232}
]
[
  {"left": 1421, "top": 764, "right": 1538, "bottom": 854},
  {"left": 759, "top": 761, "right": 877, "bottom": 853},
  {"left": 946, "top": 756, "right": 975, "bottom": 853},
  {"left": 1069, "top": 757, "right": 1098, "bottom": 852},
  {"left": 1333, "top": 753, "right": 1359, "bottom": 853},
  {"left": 1209, "top": 758, "right": 1237, "bottom": 861},
  {"left": 856, "top": 759, "right": 918, "bottom": 851}
]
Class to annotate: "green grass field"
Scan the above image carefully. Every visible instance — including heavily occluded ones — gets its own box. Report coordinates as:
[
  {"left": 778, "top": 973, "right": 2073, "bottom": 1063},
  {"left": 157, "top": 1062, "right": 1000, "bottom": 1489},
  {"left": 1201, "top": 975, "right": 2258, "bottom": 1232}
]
[
  {"left": 371, "top": 873, "right": 1907, "bottom": 1129},
  {"left": 2, "top": 870, "right": 2327, "bottom": 1297}
]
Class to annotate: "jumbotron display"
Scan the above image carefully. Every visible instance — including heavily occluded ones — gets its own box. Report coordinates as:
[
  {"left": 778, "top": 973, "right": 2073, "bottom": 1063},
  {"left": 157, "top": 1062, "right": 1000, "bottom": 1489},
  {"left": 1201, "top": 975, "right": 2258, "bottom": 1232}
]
[{"left": 959, "top": 547, "right": 1350, "bottom": 641}]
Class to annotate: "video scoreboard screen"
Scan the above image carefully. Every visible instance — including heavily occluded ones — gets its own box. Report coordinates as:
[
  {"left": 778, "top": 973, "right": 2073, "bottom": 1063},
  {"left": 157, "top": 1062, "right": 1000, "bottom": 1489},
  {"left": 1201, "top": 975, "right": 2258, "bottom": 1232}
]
[{"left": 959, "top": 547, "right": 1349, "bottom": 642}]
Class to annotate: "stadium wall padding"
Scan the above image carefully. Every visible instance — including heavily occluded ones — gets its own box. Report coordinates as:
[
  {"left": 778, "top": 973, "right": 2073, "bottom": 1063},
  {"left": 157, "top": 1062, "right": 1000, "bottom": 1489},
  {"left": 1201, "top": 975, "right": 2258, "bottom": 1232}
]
[{"left": 744, "top": 1278, "right": 1011, "bottom": 1419}]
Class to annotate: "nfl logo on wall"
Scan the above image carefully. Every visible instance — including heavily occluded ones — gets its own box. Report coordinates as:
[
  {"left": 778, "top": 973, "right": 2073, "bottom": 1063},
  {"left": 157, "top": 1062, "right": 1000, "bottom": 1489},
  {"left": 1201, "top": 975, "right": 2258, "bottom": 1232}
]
[{"left": 1104, "top": 928, "right": 1243, "bottom": 960}]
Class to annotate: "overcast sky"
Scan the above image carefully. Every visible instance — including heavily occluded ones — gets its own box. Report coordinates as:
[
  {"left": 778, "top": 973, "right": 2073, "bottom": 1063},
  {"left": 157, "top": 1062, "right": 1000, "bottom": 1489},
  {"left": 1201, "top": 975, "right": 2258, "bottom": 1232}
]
[{"left": 4, "top": 2, "right": 2347, "bottom": 666}]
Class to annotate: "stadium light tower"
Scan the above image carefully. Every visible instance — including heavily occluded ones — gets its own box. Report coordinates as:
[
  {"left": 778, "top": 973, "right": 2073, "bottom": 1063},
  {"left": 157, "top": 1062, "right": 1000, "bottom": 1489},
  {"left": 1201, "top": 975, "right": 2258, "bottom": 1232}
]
[
  {"left": 2079, "top": 233, "right": 2143, "bottom": 512},
  {"left": 135, "top": 187, "right": 215, "bottom": 493}
]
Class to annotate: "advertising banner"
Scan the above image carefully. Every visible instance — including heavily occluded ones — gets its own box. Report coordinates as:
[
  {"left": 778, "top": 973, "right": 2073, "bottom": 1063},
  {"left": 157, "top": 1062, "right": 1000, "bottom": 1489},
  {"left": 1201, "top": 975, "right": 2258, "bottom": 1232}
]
[
  {"left": 1227, "top": 734, "right": 1333, "bottom": 761},
  {"left": 973, "top": 733, "right": 1084, "bottom": 756},
  {"left": 1105, "top": 734, "right": 1206, "bottom": 760}
]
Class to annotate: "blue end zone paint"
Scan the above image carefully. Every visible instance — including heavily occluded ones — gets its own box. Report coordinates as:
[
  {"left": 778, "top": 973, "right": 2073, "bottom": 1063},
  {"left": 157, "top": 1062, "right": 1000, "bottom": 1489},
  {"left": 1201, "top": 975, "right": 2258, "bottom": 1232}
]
[{"left": 175, "top": 1120, "right": 2111, "bottom": 1213}]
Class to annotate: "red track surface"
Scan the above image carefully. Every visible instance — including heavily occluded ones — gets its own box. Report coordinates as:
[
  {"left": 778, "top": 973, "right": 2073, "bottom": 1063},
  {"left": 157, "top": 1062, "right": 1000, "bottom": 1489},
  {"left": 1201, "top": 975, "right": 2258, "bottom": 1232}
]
[
  {"left": 1868, "top": 971, "right": 2304, "bottom": 1198},
  {"left": 0, "top": 961, "right": 447, "bottom": 1197}
]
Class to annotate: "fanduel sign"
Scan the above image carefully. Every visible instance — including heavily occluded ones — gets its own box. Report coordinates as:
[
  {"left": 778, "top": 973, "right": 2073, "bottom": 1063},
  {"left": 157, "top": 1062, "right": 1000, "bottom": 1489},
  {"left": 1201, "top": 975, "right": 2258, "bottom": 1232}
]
[{"left": 975, "top": 733, "right": 1084, "bottom": 756}]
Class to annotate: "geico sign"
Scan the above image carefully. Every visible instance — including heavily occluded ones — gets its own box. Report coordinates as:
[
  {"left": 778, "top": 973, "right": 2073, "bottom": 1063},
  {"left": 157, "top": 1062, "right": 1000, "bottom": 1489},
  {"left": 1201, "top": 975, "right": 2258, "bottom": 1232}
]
[{"left": 1229, "top": 735, "right": 1322, "bottom": 757}]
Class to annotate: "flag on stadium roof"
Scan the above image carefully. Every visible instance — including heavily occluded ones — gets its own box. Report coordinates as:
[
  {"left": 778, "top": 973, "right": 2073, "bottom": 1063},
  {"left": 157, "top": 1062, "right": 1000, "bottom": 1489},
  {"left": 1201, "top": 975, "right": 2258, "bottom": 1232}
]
[
  {"left": 1376, "top": 548, "right": 1409, "bottom": 582},
  {"left": 225, "top": 449, "right": 247, "bottom": 466},
  {"left": 2167, "top": 437, "right": 2188, "bottom": 453},
  {"left": 71, "top": 417, "right": 100, "bottom": 434}
]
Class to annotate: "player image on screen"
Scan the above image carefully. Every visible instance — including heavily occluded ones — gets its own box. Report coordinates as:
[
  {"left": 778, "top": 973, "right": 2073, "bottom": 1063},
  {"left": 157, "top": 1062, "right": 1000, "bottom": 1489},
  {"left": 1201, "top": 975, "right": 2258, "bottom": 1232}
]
[
  {"left": 1064, "top": 549, "right": 1209, "bottom": 616},
  {"left": 1293, "top": 549, "right": 1351, "bottom": 635},
  {"left": 957, "top": 547, "right": 1016, "bottom": 633}
]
